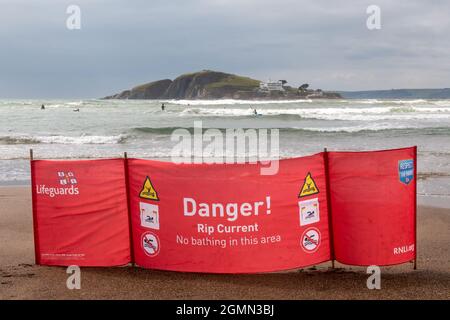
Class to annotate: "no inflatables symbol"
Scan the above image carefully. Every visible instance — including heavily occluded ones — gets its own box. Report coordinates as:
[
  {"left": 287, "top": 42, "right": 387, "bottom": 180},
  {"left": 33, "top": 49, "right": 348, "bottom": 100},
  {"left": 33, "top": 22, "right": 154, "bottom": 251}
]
[
  {"left": 301, "top": 227, "right": 321, "bottom": 253},
  {"left": 298, "top": 172, "right": 319, "bottom": 198},
  {"left": 142, "top": 232, "right": 160, "bottom": 257},
  {"left": 139, "top": 176, "right": 159, "bottom": 201}
]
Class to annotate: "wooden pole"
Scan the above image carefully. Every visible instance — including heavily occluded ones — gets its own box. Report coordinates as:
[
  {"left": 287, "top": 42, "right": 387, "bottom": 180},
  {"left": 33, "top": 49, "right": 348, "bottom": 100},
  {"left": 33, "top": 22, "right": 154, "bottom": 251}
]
[
  {"left": 323, "top": 147, "right": 335, "bottom": 270},
  {"left": 123, "top": 152, "right": 135, "bottom": 267},
  {"left": 414, "top": 146, "right": 418, "bottom": 270},
  {"left": 29, "top": 149, "right": 40, "bottom": 265}
]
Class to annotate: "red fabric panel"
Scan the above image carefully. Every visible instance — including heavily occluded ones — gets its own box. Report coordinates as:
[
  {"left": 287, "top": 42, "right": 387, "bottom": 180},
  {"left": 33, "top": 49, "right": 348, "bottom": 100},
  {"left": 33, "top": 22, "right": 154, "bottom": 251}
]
[
  {"left": 328, "top": 147, "right": 416, "bottom": 266},
  {"left": 127, "top": 154, "right": 331, "bottom": 273},
  {"left": 31, "top": 159, "right": 131, "bottom": 266}
]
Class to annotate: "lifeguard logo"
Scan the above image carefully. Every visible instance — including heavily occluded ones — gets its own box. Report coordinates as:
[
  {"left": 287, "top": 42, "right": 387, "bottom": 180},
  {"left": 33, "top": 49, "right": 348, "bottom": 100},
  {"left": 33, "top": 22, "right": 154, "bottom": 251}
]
[
  {"left": 140, "top": 202, "right": 160, "bottom": 230},
  {"left": 301, "top": 227, "right": 321, "bottom": 253},
  {"left": 142, "top": 232, "right": 160, "bottom": 257},
  {"left": 139, "top": 176, "right": 159, "bottom": 201},
  {"left": 399, "top": 159, "right": 414, "bottom": 185},
  {"left": 298, "top": 173, "right": 319, "bottom": 198},
  {"left": 35, "top": 171, "right": 80, "bottom": 198},
  {"left": 58, "top": 171, "right": 77, "bottom": 185},
  {"left": 299, "top": 198, "right": 320, "bottom": 226}
]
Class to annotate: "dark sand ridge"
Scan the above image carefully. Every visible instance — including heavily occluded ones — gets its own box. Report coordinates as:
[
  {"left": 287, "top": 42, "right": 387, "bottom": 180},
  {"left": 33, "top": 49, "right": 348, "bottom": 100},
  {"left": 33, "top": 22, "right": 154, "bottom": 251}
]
[{"left": 0, "top": 186, "right": 448, "bottom": 300}]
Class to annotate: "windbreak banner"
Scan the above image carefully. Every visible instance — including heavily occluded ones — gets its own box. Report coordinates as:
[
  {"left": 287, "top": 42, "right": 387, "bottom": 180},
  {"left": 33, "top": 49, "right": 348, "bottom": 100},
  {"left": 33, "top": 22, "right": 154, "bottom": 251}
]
[
  {"left": 127, "top": 154, "right": 331, "bottom": 273},
  {"left": 30, "top": 147, "right": 417, "bottom": 272},
  {"left": 328, "top": 147, "right": 417, "bottom": 266},
  {"left": 31, "top": 159, "right": 131, "bottom": 266}
]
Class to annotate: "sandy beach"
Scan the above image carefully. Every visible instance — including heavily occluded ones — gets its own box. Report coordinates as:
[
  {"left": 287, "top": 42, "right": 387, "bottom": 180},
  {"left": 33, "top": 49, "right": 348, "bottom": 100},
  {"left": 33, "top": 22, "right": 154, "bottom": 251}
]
[{"left": 0, "top": 185, "right": 449, "bottom": 300}]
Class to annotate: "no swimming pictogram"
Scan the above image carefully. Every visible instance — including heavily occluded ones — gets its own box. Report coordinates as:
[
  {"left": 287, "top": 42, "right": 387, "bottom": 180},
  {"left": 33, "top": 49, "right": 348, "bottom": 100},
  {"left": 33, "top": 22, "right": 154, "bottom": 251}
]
[{"left": 301, "top": 227, "right": 321, "bottom": 253}]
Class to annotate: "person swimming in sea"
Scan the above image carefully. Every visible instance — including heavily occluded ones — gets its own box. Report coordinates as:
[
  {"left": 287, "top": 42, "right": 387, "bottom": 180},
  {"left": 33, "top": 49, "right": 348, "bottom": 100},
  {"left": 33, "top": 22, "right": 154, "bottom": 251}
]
[{"left": 73, "top": 108, "right": 80, "bottom": 112}]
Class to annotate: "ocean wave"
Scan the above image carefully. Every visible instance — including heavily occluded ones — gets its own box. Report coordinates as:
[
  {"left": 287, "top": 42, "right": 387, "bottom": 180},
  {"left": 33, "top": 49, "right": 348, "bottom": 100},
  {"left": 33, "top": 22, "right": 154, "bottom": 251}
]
[
  {"left": 0, "top": 136, "right": 38, "bottom": 144},
  {"left": 295, "top": 125, "right": 411, "bottom": 133},
  {"left": 389, "top": 99, "right": 428, "bottom": 104},
  {"left": 67, "top": 101, "right": 83, "bottom": 106},
  {"left": 354, "top": 99, "right": 432, "bottom": 104},
  {"left": 179, "top": 106, "right": 391, "bottom": 117},
  {"left": 132, "top": 126, "right": 450, "bottom": 135},
  {"left": 389, "top": 106, "right": 416, "bottom": 113},
  {"left": 176, "top": 106, "right": 450, "bottom": 121},
  {"left": 164, "top": 99, "right": 313, "bottom": 106},
  {"left": 433, "top": 100, "right": 450, "bottom": 107},
  {"left": 133, "top": 127, "right": 184, "bottom": 134},
  {"left": 0, "top": 134, "right": 127, "bottom": 145},
  {"left": 420, "top": 150, "right": 450, "bottom": 157},
  {"left": 418, "top": 172, "right": 450, "bottom": 180},
  {"left": 355, "top": 99, "right": 381, "bottom": 104},
  {"left": 284, "top": 126, "right": 450, "bottom": 134},
  {"left": 308, "top": 113, "right": 450, "bottom": 121}
]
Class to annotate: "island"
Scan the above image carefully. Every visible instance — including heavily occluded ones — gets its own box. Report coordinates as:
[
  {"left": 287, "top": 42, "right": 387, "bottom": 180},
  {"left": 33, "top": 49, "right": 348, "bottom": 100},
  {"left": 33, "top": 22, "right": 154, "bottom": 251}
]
[{"left": 103, "top": 70, "right": 341, "bottom": 100}]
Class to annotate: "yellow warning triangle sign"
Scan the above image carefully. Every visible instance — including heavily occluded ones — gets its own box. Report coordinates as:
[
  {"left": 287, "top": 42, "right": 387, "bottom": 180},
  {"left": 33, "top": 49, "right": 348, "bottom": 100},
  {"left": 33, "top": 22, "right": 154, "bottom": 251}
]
[
  {"left": 298, "top": 172, "right": 319, "bottom": 198},
  {"left": 139, "top": 176, "right": 159, "bottom": 201}
]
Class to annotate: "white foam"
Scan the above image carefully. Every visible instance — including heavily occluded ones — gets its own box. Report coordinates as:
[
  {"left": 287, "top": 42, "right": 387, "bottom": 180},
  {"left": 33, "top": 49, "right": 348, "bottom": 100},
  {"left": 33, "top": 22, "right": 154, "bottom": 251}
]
[
  {"left": 433, "top": 100, "right": 450, "bottom": 107},
  {"left": 299, "top": 123, "right": 416, "bottom": 133},
  {"left": 164, "top": 99, "right": 313, "bottom": 106},
  {"left": 0, "top": 134, "right": 126, "bottom": 145},
  {"left": 353, "top": 99, "right": 428, "bottom": 105},
  {"left": 36, "top": 134, "right": 126, "bottom": 144},
  {"left": 175, "top": 104, "right": 450, "bottom": 121}
]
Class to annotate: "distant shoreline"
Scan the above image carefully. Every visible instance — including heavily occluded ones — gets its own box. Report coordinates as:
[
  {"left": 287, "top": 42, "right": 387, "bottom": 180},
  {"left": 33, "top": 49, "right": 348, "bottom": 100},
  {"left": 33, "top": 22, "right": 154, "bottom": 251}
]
[{"left": 339, "top": 88, "right": 450, "bottom": 99}]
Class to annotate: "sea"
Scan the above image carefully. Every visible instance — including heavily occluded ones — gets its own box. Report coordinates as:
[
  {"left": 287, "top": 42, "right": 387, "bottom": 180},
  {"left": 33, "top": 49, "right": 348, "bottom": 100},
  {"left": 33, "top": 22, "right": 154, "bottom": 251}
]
[{"left": 1, "top": 98, "right": 449, "bottom": 208}]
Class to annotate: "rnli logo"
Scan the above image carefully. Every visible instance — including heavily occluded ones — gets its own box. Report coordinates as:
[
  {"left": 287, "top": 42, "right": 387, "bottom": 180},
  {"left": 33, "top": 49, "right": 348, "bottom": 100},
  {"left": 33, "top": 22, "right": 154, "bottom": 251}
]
[
  {"left": 398, "top": 159, "right": 414, "bottom": 185},
  {"left": 58, "top": 171, "right": 77, "bottom": 185}
]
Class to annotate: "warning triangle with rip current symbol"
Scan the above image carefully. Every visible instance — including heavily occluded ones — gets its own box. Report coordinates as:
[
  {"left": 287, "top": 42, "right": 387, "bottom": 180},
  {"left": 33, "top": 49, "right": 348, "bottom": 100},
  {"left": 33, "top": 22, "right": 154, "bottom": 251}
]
[
  {"left": 298, "top": 172, "right": 319, "bottom": 198},
  {"left": 139, "top": 176, "right": 159, "bottom": 201}
]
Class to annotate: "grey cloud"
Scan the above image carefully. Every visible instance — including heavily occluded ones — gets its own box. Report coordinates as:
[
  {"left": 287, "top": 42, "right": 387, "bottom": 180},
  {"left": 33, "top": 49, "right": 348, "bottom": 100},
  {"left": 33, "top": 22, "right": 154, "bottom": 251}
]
[{"left": 0, "top": 0, "right": 448, "bottom": 98}]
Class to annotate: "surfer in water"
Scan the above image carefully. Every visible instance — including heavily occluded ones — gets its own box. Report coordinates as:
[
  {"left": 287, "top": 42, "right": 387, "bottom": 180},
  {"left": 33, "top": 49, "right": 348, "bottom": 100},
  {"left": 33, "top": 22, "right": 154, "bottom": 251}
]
[
  {"left": 253, "top": 108, "right": 258, "bottom": 116},
  {"left": 41, "top": 104, "right": 45, "bottom": 110},
  {"left": 73, "top": 108, "right": 80, "bottom": 112},
  {"left": 161, "top": 103, "right": 165, "bottom": 111}
]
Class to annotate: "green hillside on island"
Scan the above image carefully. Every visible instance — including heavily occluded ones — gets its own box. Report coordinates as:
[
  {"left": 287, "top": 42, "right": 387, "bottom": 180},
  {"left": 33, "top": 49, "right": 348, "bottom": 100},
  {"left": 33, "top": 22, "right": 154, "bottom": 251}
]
[{"left": 103, "top": 70, "right": 341, "bottom": 100}]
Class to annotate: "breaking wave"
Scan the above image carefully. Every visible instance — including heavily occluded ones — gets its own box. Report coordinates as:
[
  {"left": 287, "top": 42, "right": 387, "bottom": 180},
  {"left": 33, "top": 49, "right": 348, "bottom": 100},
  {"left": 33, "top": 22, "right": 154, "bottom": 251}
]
[
  {"left": 0, "top": 134, "right": 127, "bottom": 145},
  {"left": 164, "top": 99, "right": 313, "bottom": 105},
  {"left": 176, "top": 106, "right": 450, "bottom": 121},
  {"left": 132, "top": 126, "right": 450, "bottom": 135}
]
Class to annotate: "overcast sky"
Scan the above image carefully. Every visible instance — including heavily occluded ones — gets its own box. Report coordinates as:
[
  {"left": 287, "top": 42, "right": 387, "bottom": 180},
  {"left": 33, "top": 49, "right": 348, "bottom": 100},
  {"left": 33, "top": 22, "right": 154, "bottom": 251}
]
[{"left": 0, "top": 0, "right": 449, "bottom": 98}]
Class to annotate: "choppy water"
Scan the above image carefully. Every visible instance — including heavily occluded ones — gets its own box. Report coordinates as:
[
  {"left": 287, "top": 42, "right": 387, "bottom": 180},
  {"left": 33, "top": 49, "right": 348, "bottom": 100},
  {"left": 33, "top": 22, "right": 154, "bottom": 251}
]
[{"left": 1, "top": 98, "right": 449, "bottom": 207}]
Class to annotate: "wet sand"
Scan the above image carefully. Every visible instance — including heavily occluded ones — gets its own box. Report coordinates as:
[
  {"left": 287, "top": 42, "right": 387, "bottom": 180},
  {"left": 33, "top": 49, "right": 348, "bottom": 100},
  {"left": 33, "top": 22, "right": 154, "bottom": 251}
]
[{"left": 0, "top": 186, "right": 449, "bottom": 300}]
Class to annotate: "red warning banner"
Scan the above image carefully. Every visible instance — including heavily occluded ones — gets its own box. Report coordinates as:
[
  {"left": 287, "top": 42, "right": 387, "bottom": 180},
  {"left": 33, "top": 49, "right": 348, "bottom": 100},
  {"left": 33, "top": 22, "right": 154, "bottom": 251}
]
[
  {"left": 328, "top": 147, "right": 417, "bottom": 266},
  {"left": 31, "top": 159, "right": 131, "bottom": 266},
  {"left": 30, "top": 147, "right": 417, "bottom": 272},
  {"left": 127, "top": 154, "right": 331, "bottom": 273}
]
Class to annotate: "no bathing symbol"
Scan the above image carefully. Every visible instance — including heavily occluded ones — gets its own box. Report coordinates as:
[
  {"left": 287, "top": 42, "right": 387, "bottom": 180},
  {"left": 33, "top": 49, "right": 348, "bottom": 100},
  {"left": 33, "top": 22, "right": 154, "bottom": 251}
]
[
  {"left": 139, "top": 176, "right": 159, "bottom": 201},
  {"left": 142, "top": 232, "right": 160, "bottom": 257},
  {"left": 298, "top": 172, "right": 319, "bottom": 198},
  {"left": 301, "top": 227, "right": 321, "bottom": 253}
]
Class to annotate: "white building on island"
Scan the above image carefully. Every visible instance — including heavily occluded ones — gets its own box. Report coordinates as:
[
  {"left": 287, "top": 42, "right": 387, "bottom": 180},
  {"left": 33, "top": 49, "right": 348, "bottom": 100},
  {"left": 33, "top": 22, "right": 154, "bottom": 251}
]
[{"left": 259, "top": 80, "right": 285, "bottom": 92}]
